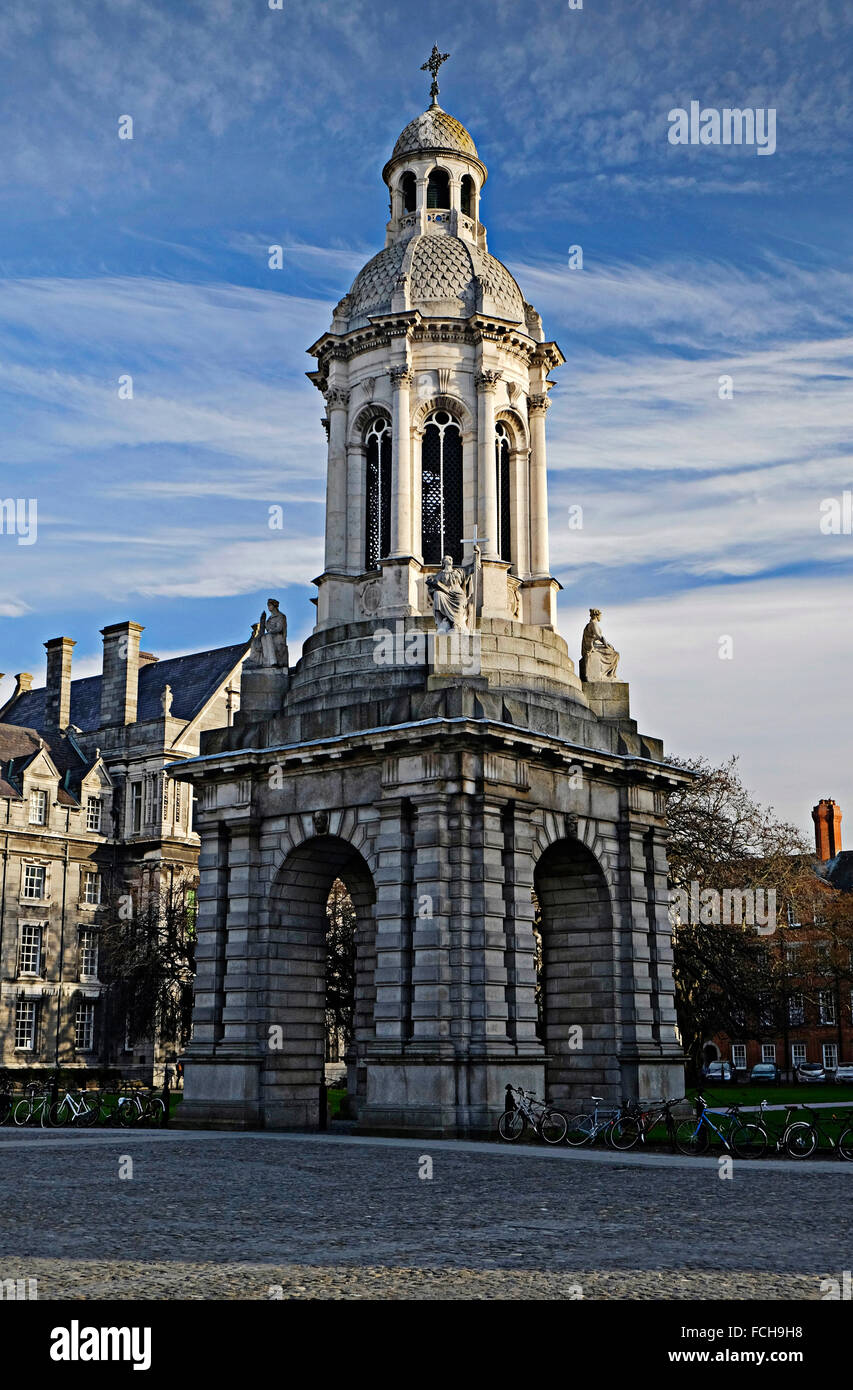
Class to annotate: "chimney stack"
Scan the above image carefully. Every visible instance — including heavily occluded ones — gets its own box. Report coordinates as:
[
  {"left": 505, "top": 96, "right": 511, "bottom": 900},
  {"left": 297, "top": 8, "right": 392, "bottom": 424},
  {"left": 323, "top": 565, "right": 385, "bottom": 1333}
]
[
  {"left": 44, "top": 637, "right": 75, "bottom": 730},
  {"left": 812, "top": 798, "right": 842, "bottom": 862},
  {"left": 99, "top": 621, "right": 144, "bottom": 727}
]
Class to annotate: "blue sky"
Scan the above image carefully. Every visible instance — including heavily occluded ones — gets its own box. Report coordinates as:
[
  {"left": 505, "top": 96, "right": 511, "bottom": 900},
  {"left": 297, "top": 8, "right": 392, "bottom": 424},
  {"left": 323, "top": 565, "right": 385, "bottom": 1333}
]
[{"left": 1, "top": 0, "right": 852, "bottom": 832}]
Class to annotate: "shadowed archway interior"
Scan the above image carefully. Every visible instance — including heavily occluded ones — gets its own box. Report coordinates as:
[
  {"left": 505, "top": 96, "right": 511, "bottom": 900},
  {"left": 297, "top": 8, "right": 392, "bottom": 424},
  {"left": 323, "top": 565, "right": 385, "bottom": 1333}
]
[
  {"left": 265, "top": 836, "right": 376, "bottom": 1128},
  {"left": 534, "top": 838, "right": 620, "bottom": 1106}
]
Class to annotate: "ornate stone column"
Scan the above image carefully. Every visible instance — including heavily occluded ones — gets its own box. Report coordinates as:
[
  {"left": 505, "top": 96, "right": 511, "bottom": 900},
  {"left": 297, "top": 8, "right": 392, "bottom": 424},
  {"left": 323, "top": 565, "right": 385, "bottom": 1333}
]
[
  {"left": 346, "top": 443, "right": 366, "bottom": 572},
  {"left": 528, "top": 393, "right": 551, "bottom": 577},
  {"left": 324, "top": 388, "right": 350, "bottom": 572},
  {"left": 389, "top": 366, "right": 413, "bottom": 557},
  {"left": 475, "top": 370, "right": 501, "bottom": 560}
]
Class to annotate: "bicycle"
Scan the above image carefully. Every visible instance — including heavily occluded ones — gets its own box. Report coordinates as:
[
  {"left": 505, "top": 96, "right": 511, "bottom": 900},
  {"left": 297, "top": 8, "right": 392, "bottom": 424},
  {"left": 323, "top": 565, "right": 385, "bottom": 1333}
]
[
  {"left": 48, "top": 1088, "right": 100, "bottom": 1128},
  {"left": 565, "top": 1095, "right": 622, "bottom": 1147},
  {"left": 117, "top": 1087, "right": 166, "bottom": 1128},
  {"left": 675, "top": 1094, "right": 767, "bottom": 1158},
  {"left": 12, "top": 1079, "right": 54, "bottom": 1128},
  {"left": 782, "top": 1104, "right": 853, "bottom": 1160},
  {"left": 497, "top": 1085, "right": 568, "bottom": 1144},
  {"left": 610, "top": 1097, "right": 682, "bottom": 1152}
]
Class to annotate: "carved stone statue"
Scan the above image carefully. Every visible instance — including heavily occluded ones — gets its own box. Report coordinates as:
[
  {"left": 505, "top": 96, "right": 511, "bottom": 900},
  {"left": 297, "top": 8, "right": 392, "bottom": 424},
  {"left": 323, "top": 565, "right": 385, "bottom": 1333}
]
[
  {"left": 247, "top": 599, "right": 289, "bottom": 669},
  {"left": 160, "top": 684, "right": 173, "bottom": 716},
  {"left": 580, "top": 608, "right": 620, "bottom": 681},
  {"left": 426, "top": 557, "right": 472, "bottom": 633}
]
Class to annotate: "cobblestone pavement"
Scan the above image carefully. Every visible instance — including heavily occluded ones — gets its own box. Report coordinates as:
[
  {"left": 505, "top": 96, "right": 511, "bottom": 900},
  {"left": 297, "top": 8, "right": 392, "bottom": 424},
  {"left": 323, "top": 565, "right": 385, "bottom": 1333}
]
[{"left": 0, "top": 1131, "right": 849, "bottom": 1300}]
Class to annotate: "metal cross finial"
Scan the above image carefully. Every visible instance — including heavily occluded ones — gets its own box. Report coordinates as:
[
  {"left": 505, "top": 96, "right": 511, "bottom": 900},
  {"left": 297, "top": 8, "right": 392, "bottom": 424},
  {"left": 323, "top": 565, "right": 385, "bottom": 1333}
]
[{"left": 421, "top": 44, "right": 450, "bottom": 106}]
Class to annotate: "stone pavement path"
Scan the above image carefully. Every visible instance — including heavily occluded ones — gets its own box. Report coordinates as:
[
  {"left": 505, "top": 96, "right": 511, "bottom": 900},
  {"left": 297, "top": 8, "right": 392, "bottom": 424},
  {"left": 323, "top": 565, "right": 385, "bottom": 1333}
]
[{"left": 0, "top": 1130, "right": 849, "bottom": 1299}]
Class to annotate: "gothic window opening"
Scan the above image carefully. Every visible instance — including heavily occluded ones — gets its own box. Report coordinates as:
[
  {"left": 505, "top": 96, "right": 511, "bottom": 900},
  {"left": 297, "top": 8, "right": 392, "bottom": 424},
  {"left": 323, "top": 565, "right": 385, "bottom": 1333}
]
[
  {"left": 364, "top": 417, "right": 391, "bottom": 571},
  {"left": 401, "top": 171, "right": 416, "bottom": 213},
  {"left": 460, "top": 174, "right": 475, "bottom": 217},
  {"left": 495, "top": 421, "right": 511, "bottom": 562},
  {"left": 426, "top": 168, "right": 450, "bottom": 209},
  {"left": 421, "top": 411, "right": 463, "bottom": 564}
]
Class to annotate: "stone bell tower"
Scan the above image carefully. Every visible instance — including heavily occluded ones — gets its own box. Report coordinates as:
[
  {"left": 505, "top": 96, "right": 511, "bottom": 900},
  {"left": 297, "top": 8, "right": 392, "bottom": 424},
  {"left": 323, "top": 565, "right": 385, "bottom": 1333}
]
[{"left": 176, "top": 51, "right": 687, "bottom": 1136}]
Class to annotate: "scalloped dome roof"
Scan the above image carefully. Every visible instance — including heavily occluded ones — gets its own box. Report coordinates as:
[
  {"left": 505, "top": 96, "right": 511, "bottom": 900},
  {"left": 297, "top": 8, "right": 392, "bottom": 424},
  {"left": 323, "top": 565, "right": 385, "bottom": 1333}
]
[
  {"left": 345, "top": 233, "right": 525, "bottom": 327},
  {"left": 390, "top": 104, "right": 479, "bottom": 162}
]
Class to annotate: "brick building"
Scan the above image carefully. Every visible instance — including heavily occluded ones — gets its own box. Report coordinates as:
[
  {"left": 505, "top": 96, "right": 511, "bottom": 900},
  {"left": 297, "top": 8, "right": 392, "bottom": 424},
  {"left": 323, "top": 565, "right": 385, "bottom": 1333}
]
[
  {"left": 708, "top": 798, "right": 853, "bottom": 1080},
  {"left": 0, "top": 621, "right": 247, "bottom": 1079}
]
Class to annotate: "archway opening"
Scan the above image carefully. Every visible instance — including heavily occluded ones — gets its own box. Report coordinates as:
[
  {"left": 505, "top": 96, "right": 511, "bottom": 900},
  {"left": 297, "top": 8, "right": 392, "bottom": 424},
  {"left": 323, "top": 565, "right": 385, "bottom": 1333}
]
[
  {"left": 266, "top": 836, "right": 376, "bottom": 1129},
  {"left": 426, "top": 168, "right": 450, "bottom": 208},
  {"left": 533, "top": 838, "right": 619, "bottom": 1106}
]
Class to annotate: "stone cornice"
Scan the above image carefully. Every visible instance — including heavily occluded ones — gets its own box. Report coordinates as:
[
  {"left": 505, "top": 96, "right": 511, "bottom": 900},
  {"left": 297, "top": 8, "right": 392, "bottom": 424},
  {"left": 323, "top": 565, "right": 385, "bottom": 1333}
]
[{"left": 169, "top": 717, "right": 694, "bottom": 791}]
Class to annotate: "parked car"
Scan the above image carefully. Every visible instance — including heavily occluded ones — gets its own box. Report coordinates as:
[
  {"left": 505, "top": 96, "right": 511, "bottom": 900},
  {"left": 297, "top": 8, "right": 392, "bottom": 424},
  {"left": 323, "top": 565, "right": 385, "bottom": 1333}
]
[
  {"left": 702, "top": 1060, "right": 733, "bottom": 1083},
  {"left": 795, "top": 1062, "right": 826, "bottom": 1083},
  {"left": 833, "top": 1064, "right": 853, "bottom": 1084},
  {"left": 750, "top": 1062, "right": 781, "bottom": 1085}
]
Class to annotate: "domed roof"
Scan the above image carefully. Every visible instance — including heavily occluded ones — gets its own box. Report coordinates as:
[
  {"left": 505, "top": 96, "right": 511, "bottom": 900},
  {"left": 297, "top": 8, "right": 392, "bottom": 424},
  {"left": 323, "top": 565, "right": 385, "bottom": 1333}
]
[
  {"left": 345, "top": 234, "right": 526, "bottom": 327},
  {"left": 390, "top": 104, "right": 479, "bottom": 162}
]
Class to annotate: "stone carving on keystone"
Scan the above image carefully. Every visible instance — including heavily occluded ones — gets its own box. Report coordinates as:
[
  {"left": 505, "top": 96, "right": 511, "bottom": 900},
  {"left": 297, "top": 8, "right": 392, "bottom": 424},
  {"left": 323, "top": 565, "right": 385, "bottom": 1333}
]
[
  {"left": 247, "top": 599, "right": 289, "bottom": 669},
  {"left": 426, "top": 556, "right": 473, "bottom": 633},
  {"left": 580, "top": 608, "right": 620, "bottom": 681}
]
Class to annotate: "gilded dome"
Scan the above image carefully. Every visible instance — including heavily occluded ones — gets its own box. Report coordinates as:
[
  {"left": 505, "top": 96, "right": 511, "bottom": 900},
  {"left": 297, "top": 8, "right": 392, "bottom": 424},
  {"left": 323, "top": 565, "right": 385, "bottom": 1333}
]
[
  {"left": 390, "top": 104, "right": 479, "bottom": 162},
  {"left": 345, "top": 233, "right": 526, "bottom": 328}
]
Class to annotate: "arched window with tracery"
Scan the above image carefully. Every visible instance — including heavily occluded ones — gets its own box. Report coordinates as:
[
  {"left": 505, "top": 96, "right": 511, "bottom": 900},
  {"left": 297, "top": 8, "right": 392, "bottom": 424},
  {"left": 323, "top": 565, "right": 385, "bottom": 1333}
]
[
  {"left": 364, "top": 417, "right": 391, "bottom": 571},
  {"left": 495, "top": 421, "right": 511, "bottom": 562},
  {"left": 422, "top": 410, "right": 463, "bottom": 564},
  {"left": 460, "top": 174, "right": 475, "bottom": 218},
  {"left": 426, "top": 169, "right": 450, "bottom": 209},
  {"left": 400, "top": 171, "right": 417, "bottom": 214}
]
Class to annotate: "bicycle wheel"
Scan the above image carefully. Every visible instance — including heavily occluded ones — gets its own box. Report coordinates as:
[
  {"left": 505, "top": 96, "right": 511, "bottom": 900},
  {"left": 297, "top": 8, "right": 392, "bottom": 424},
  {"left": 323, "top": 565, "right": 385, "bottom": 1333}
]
[
  {"left": 498, "top": 1109, "right": 525, "bottom": 1141},
  {"left": 837, "top": 1127, "right": 853, "bottom": 1162},
  {"left": 118, "top": 1098, "right": 139, "bottom": 1127},
  {"left": 732, "top": 1123, "right": 767, "bottom": 1159},
  {"left": 12, "top": 1099, "right": 32, "bottom": 1126},
  {"left": 785, "top": 1122, "right": 817, "bottom": 1158},
  {"left": 675, "top": 1118, "right": 709, "bottom": 1156},
  {"left": 538, "top": 1109, "right": 568, "bottom": 1145},
  {"left": 145, "top": 1097, "right": 166, "bottom": 1127},
  {"left": 609, "top": 1116, "right": 641, "bottom": 1151},
  {"left": 565, "top": 1113, "right": 594, "bottom": 1146},
  {"left": 48, "top": 1099, "right": 70, "bottom": 1128}
]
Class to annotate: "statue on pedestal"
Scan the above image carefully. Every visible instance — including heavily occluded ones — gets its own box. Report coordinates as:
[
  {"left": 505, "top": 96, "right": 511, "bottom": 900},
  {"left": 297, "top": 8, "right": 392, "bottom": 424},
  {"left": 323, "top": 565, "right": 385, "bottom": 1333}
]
[
  {"left": 426, "top": 557, "right": 473, "bottom": 633},
  {"left": 247, "top": 598, "right": 289, "bottom": 669},
  {"left": 580, "top": 608, "right": 620, "bottom": 681}
]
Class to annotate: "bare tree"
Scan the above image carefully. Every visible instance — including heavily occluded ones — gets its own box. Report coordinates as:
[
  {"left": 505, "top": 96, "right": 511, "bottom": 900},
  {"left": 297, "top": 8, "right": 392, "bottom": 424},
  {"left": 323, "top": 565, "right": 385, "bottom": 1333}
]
[{"left": 99, "top": 873, "right": 197, "bottom": 1053}]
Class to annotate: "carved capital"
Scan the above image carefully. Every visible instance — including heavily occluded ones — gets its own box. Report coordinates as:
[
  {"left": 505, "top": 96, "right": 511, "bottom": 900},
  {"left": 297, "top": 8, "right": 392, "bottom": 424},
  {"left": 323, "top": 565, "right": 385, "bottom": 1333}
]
[
  {"left": 475, "top": 369, "right": 502, "bottom": 392},
  {"left": 326, "top": 388, "right": 350, "bottom": 410},
  {"left": 389, "top": 366, "right": 414, "bottom": 390},
  {"left": 528, "top": 393, "right": 551, "bottom": 414}
]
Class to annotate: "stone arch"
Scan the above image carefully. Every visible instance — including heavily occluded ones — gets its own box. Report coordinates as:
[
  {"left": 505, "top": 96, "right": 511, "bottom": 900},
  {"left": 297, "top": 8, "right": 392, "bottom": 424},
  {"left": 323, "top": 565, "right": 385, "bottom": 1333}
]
[
  {"left": 495, "top": 406, "right": 529, "bottom": 452},
  {"left": 412, "top": 393, "right": 473, "bottom": 438},
  {"left": 263, "top": 834, "right": 377, "bottom": 1129},
  {"left": 533, "top": 834, "right": 621, "bottom": 1106},
  {"left": 350, "top": 402, "right": 391, "bottom": 449}
]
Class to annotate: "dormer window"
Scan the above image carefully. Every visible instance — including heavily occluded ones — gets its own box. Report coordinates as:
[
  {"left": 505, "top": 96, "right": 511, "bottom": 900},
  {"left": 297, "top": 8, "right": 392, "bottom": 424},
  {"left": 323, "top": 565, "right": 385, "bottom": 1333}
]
[
  {"left": 86, "top": 796, "right": 102, "bottom": 833},
  {"left": 426, "top": 169, "right": 450, "bottom": 209},
  {"left": 401, "top": 171, "right": 417, "bottom": 213},
  {"left": 460, "top": 174, "right": 475, "bottom": 217},
  {"left": 29, "top": 789, "right": 48, "bottom": 826}
]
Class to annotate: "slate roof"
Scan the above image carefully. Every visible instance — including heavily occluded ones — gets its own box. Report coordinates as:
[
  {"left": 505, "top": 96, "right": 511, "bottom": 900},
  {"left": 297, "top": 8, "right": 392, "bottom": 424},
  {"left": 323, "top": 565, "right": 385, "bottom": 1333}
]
[
  {"left": 2, "top": 642, "right": 248, "bottom": 735},
  {"left": 824, "top": 852, "right": 853, "bottom": 894},
  {"left": 0, "top": 724, "right": 89, "bottom": 804}
]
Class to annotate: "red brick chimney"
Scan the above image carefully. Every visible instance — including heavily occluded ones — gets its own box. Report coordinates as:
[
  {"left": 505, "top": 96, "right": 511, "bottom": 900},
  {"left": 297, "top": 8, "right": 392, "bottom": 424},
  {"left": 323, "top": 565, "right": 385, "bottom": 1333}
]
[{"left": 812, "top": 798, "right": 842, "bottom": 861}]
